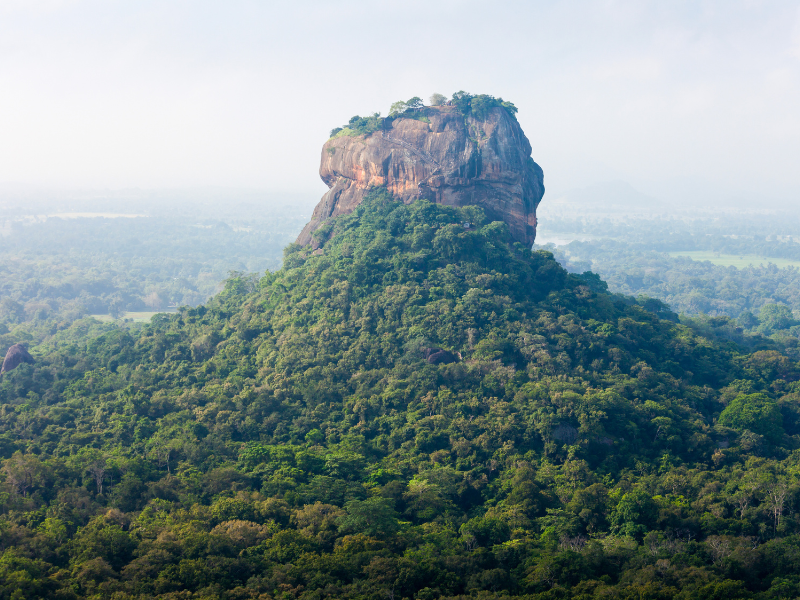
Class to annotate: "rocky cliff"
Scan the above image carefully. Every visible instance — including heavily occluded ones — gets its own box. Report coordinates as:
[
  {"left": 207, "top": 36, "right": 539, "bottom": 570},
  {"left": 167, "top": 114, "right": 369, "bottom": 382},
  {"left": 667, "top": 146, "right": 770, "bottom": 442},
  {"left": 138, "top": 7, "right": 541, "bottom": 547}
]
[
  {"left": 296, "top": 104, "right": 544, "bottom": 247},
  {"left": 1, "top": 343, "right": 34, "bottom": 374}
]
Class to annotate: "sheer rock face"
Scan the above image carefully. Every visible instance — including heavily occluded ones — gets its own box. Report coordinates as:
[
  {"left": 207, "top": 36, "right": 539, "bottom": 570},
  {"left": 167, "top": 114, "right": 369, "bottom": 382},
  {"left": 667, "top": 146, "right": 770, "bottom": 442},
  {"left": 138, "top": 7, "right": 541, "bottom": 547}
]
[
  {"left": 296, "top": 105, "right": 545, "bottom": 247},
  {"left": 1, "top": 344, "right": 34, "bottom": 374}
]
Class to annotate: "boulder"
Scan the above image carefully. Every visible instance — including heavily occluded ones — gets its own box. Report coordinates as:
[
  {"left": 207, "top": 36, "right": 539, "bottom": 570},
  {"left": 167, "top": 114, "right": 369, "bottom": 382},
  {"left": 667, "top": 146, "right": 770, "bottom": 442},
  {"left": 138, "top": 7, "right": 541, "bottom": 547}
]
[
  {"left": 423, "top": 347, "right": 461, "bottom": 365},
  {"left": 1, "top": 343, "right": 34, "bottom": 374}
]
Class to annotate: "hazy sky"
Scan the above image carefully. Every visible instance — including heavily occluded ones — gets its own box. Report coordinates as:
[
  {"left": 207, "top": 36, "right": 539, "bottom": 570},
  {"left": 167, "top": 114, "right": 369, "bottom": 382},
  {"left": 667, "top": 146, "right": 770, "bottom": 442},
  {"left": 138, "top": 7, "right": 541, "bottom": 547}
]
[{"left": 1, "top": 0, "right": 799, "bottom": 207}]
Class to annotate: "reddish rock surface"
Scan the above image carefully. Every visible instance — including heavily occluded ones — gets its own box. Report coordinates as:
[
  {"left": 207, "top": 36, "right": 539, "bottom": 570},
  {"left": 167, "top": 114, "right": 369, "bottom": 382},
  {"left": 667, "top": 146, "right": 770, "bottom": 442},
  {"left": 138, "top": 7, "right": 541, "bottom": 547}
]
[
  {"left": 1, "top": 343, "right": 34, "bottom": 374},
  {"left": 296, "top": 105, "right": 544, "bottom": 247}
]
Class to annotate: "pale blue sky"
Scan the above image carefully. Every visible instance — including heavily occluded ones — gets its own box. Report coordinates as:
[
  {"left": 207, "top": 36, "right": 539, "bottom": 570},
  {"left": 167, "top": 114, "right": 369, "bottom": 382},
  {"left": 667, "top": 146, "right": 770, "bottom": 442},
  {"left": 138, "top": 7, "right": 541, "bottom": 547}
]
[{"left": 1, "top": 0, "right": 798, "bottom": 206}]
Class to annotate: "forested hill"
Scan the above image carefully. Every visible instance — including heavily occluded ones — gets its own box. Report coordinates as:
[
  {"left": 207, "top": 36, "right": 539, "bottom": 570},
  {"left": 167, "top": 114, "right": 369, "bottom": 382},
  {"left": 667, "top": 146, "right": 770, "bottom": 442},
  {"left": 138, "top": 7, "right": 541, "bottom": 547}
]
[{"left": 3, "top": 189, "right": 800, "bottom": 599}]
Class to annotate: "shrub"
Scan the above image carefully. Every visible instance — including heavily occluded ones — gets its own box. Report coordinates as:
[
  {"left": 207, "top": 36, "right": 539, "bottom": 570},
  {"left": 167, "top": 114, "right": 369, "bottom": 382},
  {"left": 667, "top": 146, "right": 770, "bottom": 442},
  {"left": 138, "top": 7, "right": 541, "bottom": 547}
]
[
  {"left": 329, "top": 113, "right": 383, "bottom": 139},
  {"left": 451, "top": 91, "right": 518, "bottom": 120},
  {"left": 429, "top": 92, "right": 447, "bottom": 106}
]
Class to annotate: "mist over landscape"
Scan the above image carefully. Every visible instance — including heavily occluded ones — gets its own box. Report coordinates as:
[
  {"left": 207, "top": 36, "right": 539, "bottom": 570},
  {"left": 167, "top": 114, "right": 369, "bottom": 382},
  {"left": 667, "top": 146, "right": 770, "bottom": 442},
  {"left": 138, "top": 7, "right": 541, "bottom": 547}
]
[{"left": 2, "top": 2, "right": 800, "bottom": 599}]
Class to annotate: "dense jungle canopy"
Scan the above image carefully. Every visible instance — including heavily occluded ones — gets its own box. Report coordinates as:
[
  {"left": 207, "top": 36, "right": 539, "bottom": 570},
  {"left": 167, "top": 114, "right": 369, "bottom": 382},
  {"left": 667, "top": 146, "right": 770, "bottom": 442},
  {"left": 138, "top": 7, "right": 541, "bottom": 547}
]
[{"left": 2, "top": 190, "right": 800, "bottom": 599}]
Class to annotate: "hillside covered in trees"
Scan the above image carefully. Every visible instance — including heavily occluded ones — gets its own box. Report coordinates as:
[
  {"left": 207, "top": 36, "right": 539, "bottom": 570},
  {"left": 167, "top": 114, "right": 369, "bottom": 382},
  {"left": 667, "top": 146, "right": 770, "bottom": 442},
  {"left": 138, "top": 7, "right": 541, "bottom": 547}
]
[{"left": 3, "top": 191, "right": 800, "bottom": 599}]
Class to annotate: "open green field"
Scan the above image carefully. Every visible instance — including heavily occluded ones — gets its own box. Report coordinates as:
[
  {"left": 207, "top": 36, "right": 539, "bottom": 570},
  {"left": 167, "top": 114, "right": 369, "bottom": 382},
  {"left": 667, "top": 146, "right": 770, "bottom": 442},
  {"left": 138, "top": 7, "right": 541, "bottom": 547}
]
[
  {"left": 667, "top": 251, "right": 800, "bottom": 269},
  {"left": 90, "top": 310, "right": 177, "bottom": 323}
]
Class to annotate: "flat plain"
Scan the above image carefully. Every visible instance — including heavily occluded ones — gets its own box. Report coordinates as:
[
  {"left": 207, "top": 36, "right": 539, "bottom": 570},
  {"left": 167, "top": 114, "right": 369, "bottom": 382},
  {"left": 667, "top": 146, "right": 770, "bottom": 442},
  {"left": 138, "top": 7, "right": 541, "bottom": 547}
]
[{"left": 667, "top": 251, "right": 800, "bottom": 269}]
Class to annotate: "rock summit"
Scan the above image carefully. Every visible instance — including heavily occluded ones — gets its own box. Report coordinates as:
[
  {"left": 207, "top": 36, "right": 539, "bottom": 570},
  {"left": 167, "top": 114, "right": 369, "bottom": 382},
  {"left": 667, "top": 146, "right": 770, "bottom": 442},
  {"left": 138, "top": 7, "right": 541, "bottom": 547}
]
[{"left": 297, "top": 100, "right": 544, "bottom": 247}]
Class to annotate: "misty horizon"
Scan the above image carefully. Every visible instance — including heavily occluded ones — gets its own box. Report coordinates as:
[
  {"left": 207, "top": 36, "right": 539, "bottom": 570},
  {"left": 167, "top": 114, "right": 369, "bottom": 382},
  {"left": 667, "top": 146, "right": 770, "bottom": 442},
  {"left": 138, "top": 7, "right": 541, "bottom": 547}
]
[{"left": 1, "top": 1, "right": 799, "bottom": 210}]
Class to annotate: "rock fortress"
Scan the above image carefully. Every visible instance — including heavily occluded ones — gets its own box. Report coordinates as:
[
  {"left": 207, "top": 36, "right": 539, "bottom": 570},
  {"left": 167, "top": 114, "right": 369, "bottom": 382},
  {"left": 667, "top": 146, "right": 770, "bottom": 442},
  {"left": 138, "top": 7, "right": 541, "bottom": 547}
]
[{"left": 296, "top": 100, "right": 545, "bottom": 248}]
